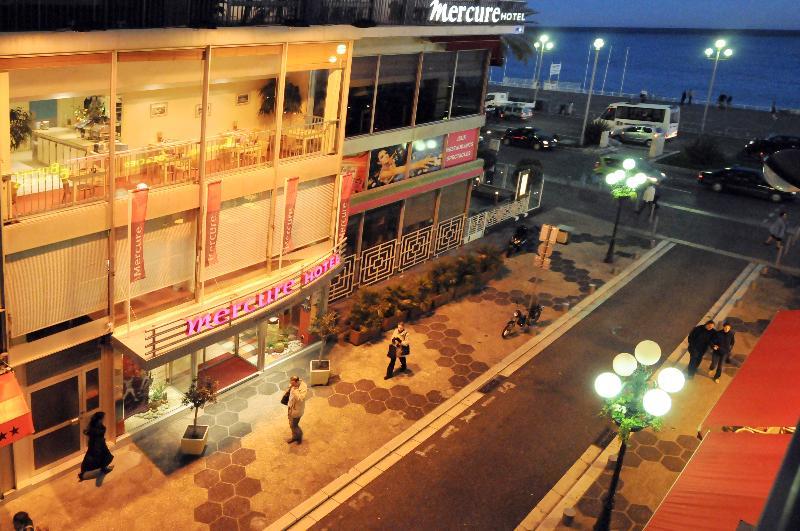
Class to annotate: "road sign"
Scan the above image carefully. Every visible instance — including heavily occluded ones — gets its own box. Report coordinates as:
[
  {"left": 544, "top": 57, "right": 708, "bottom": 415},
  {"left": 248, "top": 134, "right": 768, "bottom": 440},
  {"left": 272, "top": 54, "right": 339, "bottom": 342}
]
[{"left": 549, "top": 63, "right": 562, "bottom": 76}]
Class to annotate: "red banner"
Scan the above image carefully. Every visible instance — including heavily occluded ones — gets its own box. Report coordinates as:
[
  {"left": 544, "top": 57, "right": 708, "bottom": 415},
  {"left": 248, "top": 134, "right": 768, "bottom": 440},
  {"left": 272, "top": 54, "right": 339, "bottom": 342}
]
[
  {"left": 130, "top": 188, "right": 148, "bottom": 282},
  {"left": 341, "top": 152, "right": 369, "bottom": 193},
  {"left": 337, "top": 170, "right": 355, "bottom": 244},
  {"left": 0, "top": 371, "right": 35, "bottom": 448},
  {"left": 205, "top": 181, "right": 222, "bottom": 267},
  {"left": 282, "top": 176, "right": 299, "bottom": 254},
  {"left": 444, "top": 129, "right": 479, "bottom": 168}
]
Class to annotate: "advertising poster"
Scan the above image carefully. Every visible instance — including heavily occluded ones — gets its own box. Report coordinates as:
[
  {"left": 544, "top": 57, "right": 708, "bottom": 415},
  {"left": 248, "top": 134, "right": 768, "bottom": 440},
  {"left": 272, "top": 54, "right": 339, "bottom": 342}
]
[
  {"left": 409, "top": 136, "right": 444, "bottom": 177},
  {"left": 368, "top": 143, "right": 409, "bottom": 189},
  {"left": 341, "top": 152, "right": 370, "bottom": 194},
  {"left": 444, "top": 129, "right": 479, "bottom": 168}
]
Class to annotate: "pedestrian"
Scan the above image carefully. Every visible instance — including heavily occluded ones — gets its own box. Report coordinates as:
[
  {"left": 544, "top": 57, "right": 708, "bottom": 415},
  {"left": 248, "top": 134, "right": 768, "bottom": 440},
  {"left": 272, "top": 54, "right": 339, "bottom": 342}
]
[
  {"left": 764, "top": 211, "right": 788, "bottom": 250},
  {"left": 708, "top": 322, "right": 736, "bottom": 382},
  {"left": 726, "top": 94, "right": 732, "bottom": 108},
  {"left": 558, "top": 103, "right": 567, "bottom": 115},
  {"left": 385, "top": 337, "right": 402, "bottom": 380},
  {"left": 13, "top": 512, "right": 34, "bottom": 531},
  {"left": 392, "top": 322, "right": 411, "bottom": 373},
  {"left": 639, "top": 90, "right": 647, "bottom": 103},
  {"left": 78, "top": 412, "right": 114, "bottom": 481},
  {"left": 718, "top": 93, "right": 726, "bottom": 109},
  {"left": 687, "top": 90, "right": 693, "bottom": 105},
  {"left": 680, "top": 90, "right": 687, "bottom": 105},
  {"left": 771, "top": 101, "right": 778, "bottom": 120},
  {"left": 286, "top": 375, "right": 307, "bottom": 444},
  {"left": 637, "top": 184, "right": 656, "bottom": 215},
  {"left": 686, "top": 320, "right": 715, "bottom": 379},
  {"left": 567, "top": 101, "right": 574, "bottom": 115}
]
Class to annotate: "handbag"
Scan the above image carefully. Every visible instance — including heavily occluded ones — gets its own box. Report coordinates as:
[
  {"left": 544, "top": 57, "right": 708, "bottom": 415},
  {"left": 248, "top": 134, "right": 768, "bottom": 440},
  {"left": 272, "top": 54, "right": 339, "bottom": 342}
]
[
  {"left": 401, "top": 344, "right": 410, "bottom": 356},
  {"left": 280, "top": 389, "right": 290, "bottom": 405}
]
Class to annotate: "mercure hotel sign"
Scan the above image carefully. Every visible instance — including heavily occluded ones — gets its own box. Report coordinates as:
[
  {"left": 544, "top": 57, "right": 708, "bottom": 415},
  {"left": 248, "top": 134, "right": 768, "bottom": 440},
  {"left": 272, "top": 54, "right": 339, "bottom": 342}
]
[{"left": 428, "top": 0, "right": 526, "bottom": 24}]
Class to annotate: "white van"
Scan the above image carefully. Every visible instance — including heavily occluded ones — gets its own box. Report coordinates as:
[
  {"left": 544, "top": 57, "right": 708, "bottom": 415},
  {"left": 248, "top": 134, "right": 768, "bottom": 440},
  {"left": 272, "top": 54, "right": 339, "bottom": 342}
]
[{"left": 485, "top": 92, "right": 509, "bottom": 111}]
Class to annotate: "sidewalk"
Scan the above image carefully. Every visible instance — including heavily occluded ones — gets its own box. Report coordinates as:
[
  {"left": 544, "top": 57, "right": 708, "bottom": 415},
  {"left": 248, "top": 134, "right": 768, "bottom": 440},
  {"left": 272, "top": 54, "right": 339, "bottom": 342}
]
[
  {"left": 0, "top": 211, "right": 649, "bottom": 531},
  {"left": 547, "top": 268, "right": 799, "bottom": 530}
]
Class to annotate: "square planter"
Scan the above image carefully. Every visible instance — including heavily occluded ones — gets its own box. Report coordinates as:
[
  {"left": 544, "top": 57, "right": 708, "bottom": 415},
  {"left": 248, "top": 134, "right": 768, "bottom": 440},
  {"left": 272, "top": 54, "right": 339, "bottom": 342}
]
[
  {"left": 309, "top": 359, "right": 331, "bottom": 386},
  {"left": 181, "top": 425, "right": 209, "bottom": 455},
  {"left": 453, "top": 284, "right": 470, "bottom": 299},
  {"left": 432, "top": 292, "right": 451, "bottom": 309},
  {"left": 348, "top": 328, "right": 377, "bottom": 346},
  {"left": 382, "top": 314, "right": 402, "bottom": 332},
  {"left": 479, "top": 271, "right": 496, "bottom": 285}
]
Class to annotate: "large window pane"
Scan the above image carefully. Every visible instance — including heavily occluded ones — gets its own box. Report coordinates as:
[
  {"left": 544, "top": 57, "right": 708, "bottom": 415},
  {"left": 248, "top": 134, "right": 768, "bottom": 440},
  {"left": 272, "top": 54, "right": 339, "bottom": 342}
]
[
  {"left": 403, "top": 191, "right": 436, "bottom": 234},
  {"left": 451, "top": 50, "right": 487, "bottom": 118},
  {"left": 416, "top": 52, "right": 456, "bottom": 125},
  {"left": 362, "top": 202, "right": 401, "bottom": 249},
  {"left": 30, "top": 377, "right": 79, "bottom": 432},
  {"left": 346, "top": 56, "right": 378, "bottom": 137},
  {"left": 373, "top": 54, "right": 418, "bottom": 132},
  {"left": 439, "top": 181, "right": 469, "bottom": 220}
]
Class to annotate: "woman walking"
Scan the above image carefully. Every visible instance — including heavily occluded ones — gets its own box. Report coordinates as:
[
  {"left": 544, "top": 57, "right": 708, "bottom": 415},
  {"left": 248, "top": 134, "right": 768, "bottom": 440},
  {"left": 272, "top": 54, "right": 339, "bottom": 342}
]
[
  {"left": 78, "top": 412, "right": 114, "bottom": 481},
  {"left": 392, "top": 322, "right": 411, "bottom": 373}
]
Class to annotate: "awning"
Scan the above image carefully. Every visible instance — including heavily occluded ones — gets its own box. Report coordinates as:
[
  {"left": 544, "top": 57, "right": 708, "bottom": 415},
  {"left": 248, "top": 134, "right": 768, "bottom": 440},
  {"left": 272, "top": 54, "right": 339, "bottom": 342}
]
[
  {"left": 702, "top": 310, "right": 800, "bottom": 432},
  {"left": 647, "top": 432, "right": 791, "bottom": 530},
  {"left": 428, "top": 36, "right": 504, "bottom": 65},
  {"left": 0, "top": 369, "right": 35, "bottom": 448}
]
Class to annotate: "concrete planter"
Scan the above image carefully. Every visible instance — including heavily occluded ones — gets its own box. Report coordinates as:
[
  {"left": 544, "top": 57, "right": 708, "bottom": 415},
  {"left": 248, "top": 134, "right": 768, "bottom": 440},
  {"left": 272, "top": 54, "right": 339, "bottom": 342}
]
[
  {"left": 432, "top": 292, "right": 451, "bottom": 309},
  {"left": 381, "top": 314, "right": 402, "bottom": 332},
  {"left": 348, "top": 327, "right": 378, "bottom": 346},
  {"left": 181, "top": 425, "right": 209, "bottom": 455},
  {"left": 309, "top": 359, "right": 331, "bottom": 386}
]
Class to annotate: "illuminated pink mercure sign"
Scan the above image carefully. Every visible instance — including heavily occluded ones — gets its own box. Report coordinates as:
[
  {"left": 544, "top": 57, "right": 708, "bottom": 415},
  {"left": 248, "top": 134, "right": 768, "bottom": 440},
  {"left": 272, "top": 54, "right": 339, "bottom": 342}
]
[{"left": 185, "top": 253, "right": 341, "bottom": 337}]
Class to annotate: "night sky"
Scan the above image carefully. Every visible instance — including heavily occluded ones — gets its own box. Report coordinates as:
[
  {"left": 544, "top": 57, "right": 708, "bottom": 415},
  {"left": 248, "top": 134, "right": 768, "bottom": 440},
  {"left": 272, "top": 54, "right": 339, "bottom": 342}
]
[{"left": 531, "top": 0, "right": 800, "bottom": 30}]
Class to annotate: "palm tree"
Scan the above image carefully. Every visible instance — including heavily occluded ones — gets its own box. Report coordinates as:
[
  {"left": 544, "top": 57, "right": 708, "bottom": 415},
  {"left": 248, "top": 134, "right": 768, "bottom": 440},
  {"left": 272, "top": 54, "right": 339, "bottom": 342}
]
[{"left": 500, "top": 6, "right": 539, "bottom": 64}]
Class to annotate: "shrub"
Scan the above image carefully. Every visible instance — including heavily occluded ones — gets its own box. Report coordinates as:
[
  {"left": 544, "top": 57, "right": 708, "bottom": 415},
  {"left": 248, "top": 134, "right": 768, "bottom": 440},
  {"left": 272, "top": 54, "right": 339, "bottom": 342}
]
[
  {"left": 349, "top": 289, "right": 382, "bottom": 331},
  {"left": 474, "top": 245, "right": 503, "bottom": 274},
  {"left": 684, "top": 136, "right": 725, "bottom": 167},
  {"left": 429, "top": 258, "right": 458, "bottom": 294},
  {"left": 583, "top": 118, "right": 610, "bottom": 146}
]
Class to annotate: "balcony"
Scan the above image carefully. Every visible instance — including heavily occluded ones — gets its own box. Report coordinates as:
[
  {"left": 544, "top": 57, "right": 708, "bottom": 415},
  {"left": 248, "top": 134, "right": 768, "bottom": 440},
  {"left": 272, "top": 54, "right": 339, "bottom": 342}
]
[{"left": 0, "top": 1, "right": 529, "bottom": 32}]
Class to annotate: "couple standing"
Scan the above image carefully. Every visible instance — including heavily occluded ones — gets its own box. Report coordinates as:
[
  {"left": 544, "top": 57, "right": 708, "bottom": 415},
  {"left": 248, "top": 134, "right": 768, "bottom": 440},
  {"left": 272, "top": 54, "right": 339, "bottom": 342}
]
[
  {"left": 687, "top": 320, "right": 736, "bottom": 382},
  {"left": 385, "top": 322, "right": 410, "bottom": 380}
]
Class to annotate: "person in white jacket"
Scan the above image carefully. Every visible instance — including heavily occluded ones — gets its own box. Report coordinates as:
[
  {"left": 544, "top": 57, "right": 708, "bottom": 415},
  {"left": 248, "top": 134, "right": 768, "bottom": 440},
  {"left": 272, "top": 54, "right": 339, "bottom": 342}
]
[{"left": 286, "top": 376, "right": 308, "bottom": 444}]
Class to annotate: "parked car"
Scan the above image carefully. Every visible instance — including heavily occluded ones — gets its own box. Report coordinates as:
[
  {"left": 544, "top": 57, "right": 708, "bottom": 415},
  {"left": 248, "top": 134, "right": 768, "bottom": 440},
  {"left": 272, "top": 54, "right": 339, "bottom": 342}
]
[
  {"left": 501, "top": 127, "right": 558, "bottom": 150},
  {"left": 743, "top": 134, "right": 800, "bottom": 159},
  {"left": 610, "top": 125, "right": 662, "bottom": 146},
  {"left": 698, "top": 167, "right": 796, "bottom": 202},
  {"left": 499, "top": 103, "right": 534, "bottom": 121},
  {"left": 593, "top": 154, "right": 666, "bottom": 183}
]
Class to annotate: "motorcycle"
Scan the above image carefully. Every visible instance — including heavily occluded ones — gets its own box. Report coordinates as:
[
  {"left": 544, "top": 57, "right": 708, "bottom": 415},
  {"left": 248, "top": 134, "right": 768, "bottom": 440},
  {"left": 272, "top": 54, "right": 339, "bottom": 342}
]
[
  {"left": 501, "top": 303, "right": 543, "bottom": 339},
  {"left": 506, "top": 225, "right": 529, "bottom": 257}
]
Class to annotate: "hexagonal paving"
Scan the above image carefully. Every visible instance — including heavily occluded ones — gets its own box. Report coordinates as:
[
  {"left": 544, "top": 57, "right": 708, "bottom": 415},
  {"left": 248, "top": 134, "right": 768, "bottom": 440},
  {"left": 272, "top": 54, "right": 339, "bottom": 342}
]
[
  {"left": 636, "top": 445, "right": 661, "bottom": 462},
  {"left": 208, "top": 481, "right": 235, "bottom": 502},
  {"left": 231, "top": 448, "right": 256, "bottom": 466},
  {"left": 194, "top": 501, "right": 222, "bottom": 524},
  {"left": 661, "top": 455, "right": 686, "bottom": 472},
  {"left": 349, "top": 390, "right": 370, "bottom": 404},
  {"left": 194, "top": 468, "right": 220, "bottom": 489},
  {"left": 354, "top": 379, "right": 376, "bottom": 391},
  {"left": 222, "top": 495, "right": 250, "bottom": 518},
  {"left": 656, "top": 439, "right": 682, "bottom": 456},
  {"left": 368, "top": 387, "right": 391, "bottom": 401},
  {"left": 236, "top": 477, "right": 262, "bottom": 497},
  {"left": 220, "top": 464, "right": 246, "bottom": 484}
]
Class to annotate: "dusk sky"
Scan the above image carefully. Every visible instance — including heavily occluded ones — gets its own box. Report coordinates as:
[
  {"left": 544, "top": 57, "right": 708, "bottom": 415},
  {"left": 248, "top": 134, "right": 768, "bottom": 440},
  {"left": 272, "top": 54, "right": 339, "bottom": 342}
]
[{"left": 531, "top": 0, "right": 800, "bottom": 30}]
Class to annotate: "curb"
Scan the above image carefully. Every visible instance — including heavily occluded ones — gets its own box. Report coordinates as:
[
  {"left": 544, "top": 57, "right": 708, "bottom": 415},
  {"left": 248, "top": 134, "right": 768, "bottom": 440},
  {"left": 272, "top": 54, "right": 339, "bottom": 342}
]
[
  {"left": 528, "top": 261, "right": 764, "bottom": 530},
  {"left": 267, "top": 240, "right": 675, "bottom": 531}
]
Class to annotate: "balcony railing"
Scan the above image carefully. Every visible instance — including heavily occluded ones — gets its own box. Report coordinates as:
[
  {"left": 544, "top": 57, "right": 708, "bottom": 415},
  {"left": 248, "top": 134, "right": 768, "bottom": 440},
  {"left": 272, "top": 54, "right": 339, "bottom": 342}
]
[
  {"left": 0, "top": 1, "right": 528, "bottom": 32},
  {"left": 279, "top": 117, "right": 338, "bottom": 161}
]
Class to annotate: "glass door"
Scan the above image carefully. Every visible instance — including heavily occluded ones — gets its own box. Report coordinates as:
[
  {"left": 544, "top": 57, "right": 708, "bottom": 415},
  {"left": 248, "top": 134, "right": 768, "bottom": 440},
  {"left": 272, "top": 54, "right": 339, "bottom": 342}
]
[{"left": 27, "top": 365, "right": 101, "bottom": 472}]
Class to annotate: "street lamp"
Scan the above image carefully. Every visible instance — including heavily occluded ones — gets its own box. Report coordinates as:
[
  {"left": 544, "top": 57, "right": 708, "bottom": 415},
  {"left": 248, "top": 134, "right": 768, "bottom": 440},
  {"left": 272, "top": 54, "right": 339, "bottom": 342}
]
[
  {"left": 603, "top": 158, "right": 647, "bottom": 263},
  {"left": 593, "top": 341, "right": 684, "bottom": 531},
  {"left": 700, "top": 39, "right": 733, "bottom": 134},
  {"left": 579, "top": 38, "right": 605, "bottom": 147},
  {"left": 532, "top": 35, "right": 555, "bottom": 111}
]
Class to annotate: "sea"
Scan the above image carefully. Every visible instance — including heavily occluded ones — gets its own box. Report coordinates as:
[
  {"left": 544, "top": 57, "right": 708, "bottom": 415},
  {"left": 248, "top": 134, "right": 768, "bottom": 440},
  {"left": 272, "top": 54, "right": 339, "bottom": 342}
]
[{"left": 490, "top": 27, "right": 800, "bottom": 110}]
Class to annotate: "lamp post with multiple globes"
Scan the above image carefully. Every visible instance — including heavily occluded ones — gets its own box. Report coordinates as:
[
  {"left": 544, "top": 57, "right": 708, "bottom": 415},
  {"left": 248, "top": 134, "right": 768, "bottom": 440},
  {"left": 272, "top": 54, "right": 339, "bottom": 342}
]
[
  {"left": 532, "top": 35, "right": 555, "bottom": 111},
  {"left": 603, "top": 158, "right": 648, "bottom": 263},
  {"left": 593, "top": 340, "right": 685, "bottom": 531},
  {"left": 700, "top": 39, "right": 734, "bottom": 134},
  {"left": 579, "top": 38, "right": 605, "bottom": 146}
]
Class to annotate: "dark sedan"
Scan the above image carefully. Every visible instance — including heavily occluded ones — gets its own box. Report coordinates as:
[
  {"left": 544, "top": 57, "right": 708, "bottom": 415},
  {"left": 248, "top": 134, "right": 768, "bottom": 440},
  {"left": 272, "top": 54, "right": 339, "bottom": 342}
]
[
  {"left": 743, "top": 134, "right": 800, "bottom": 159},
  {"left": 697, "top": 167, "right": 796, "bottom": 202},
  {"left": 501, "top": 127, "right": 558, "bottom": 151}
]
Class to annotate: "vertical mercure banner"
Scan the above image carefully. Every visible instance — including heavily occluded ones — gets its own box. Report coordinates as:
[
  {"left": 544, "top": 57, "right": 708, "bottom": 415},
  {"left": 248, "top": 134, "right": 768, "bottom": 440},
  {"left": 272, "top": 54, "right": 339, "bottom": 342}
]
[
  {"left": 205, "top": 180, "right": 222, "bottom": 266},
  {"left": 282, "top": 176, "right": 300, "bottom": 254},
  {"left": 130, "top": 188, "right": 149, "bottom": 282},
  {"left": 337, "top": 170, "right": 355, "bottom": 244}
]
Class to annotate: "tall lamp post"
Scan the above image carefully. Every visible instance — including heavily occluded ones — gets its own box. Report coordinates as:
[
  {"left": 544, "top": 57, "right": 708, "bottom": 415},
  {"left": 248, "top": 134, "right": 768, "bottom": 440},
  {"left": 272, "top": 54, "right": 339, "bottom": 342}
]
[
  {"left": 593, "top": 341, "right": 685, "bottom": 531},
  {"left": 700, "top": 39, "right": 733, "bottom": 135},
  {"left": 532, "top": 35, "right": 554, "bottom": 111},
  {"left": 580, "top": 38, "right": 605, "bottom": 146},
  {"left": 603, "top": 158, "right": 648, "bottom": 263}
]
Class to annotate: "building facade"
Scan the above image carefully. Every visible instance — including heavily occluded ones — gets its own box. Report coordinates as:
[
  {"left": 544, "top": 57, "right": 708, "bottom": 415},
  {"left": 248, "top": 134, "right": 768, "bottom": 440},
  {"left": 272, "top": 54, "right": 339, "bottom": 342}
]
[{"left": 0, "top": 0, "right": 527, "bottom": 494}]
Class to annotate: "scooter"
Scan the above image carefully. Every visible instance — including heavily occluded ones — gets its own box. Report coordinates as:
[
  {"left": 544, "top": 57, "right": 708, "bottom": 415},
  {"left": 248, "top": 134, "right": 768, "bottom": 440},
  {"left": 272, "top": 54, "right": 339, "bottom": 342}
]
[
  {"left": 506, "top": 225, "right": 529, "bottom": 257},
  {"left": 501, "top": 303, "right": 543, "bottom": 339}
]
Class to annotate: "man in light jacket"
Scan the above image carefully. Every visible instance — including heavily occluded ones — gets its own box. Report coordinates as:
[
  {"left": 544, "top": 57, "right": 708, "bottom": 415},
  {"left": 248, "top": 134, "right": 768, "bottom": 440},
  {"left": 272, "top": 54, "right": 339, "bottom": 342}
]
[
  {"left": 764, "top": 211, "right": 788, "bottom": 250},
  {"left": 286, "top": 376, "right": 308, "bottom": 444}
]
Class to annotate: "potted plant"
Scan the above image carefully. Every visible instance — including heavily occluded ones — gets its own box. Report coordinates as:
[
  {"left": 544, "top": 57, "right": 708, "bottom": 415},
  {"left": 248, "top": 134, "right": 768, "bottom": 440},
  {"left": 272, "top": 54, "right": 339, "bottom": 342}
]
[
  {"left": 147, "top": 381, "right": 169, "bottom": 411},
  {"left": 309, "top": 310, "right": 341, "bottom": 386},
  {"left": 10, "top": 108, "right": 32, "bottom": 151},
  {"left": 429, "top": 259, "right": 456, "bottom": 308},
  {"left": 408, "top": 278, "right": 434, "bottom": 320},
  {"left": 180, "top": 377, "right": 218, "bottom": 455},
  {"left": 453, "top": 255, "right": 479, "bottom": 298},
  {"left": 259, "top": 79, "right": 303, "bottom": 116},
  {"left": 475, "top": 245, "right": 503, "bottom": 284},
  {"left": 348, "top": 289, "right": 382, "bottom": 345}
]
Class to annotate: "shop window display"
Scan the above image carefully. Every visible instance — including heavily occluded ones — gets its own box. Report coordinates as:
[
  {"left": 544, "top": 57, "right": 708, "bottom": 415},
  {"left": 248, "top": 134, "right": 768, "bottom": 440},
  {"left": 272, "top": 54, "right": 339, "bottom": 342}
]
[{"left": 122, "top": 355, "right": 191, "bottom": 433}]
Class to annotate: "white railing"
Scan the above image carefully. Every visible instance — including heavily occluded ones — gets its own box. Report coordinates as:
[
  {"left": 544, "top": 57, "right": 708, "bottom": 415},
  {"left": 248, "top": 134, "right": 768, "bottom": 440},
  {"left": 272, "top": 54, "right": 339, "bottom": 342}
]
[{"left": 280, "top": 116, "right": 338, "bottom": 161}]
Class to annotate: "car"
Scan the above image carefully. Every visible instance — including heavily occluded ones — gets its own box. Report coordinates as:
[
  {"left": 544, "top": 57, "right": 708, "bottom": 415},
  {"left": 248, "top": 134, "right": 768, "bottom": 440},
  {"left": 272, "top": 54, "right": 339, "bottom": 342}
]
[
  {"left": 501, "top": 127, "right": 558, "bottom": 150},
  {"left": 499, "top": 103, "right": 534, "bottom": 120},
  {"left": 593, "top": 154, "right": 666, "bottom": 184},
  {"left": 610, "top": 125, "right": 662, "bottom": 147},
  {"left": 698, "top": 167, "right": 796, "bottom": 202},
  {"left": 743, "top": 134, "right": 800, "bottom": 159}
]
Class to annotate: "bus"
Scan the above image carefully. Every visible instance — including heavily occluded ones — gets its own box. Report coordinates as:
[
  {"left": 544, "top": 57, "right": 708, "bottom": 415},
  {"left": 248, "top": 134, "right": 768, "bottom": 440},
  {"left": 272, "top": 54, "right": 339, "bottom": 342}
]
[{"left": 599, "top": 103, "right": 680, "bottom": 139}]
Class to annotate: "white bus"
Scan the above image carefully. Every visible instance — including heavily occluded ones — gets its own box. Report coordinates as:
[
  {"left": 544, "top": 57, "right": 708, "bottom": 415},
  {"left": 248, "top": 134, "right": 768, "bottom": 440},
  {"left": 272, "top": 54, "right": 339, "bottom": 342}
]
[{"left": 600, "top": 103, "right": 680, "bottom": 139}]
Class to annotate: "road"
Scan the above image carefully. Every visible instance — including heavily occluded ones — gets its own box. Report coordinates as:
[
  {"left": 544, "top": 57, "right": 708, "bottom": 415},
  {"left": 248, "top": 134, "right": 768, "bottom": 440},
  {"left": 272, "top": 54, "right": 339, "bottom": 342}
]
[{"left": 314, "top": 245, "right": 745, "bottom": 530}]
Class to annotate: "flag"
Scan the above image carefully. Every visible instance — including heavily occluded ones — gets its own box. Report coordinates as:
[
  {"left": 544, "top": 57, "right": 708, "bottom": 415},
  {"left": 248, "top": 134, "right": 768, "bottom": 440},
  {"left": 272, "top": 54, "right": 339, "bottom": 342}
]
[
  {"left": 337, "top": 170, "right": 355, "bottom": 244},
  {"left": 282, "top": 176, "right": 299, "bottom": 254},
  {"left": 130, "top": 188, "right": 148, "bottom": 282},
  {"left": 205, "top": 180, "right": 222, "bottom": 266}
]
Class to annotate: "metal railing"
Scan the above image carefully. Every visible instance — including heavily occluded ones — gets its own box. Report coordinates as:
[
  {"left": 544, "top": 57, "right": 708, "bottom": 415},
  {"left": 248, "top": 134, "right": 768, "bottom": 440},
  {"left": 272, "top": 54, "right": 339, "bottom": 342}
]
[
  {"left": 115, "top": 139, "right": 200, "bottom": 189},
  {"left": 0, "top": 1, "right": 529, "bottom": 32},
  {"left": 206, "top": 129, "right": 275, "bottom": 174},
  {"left": 280, "top": 117, "right": 337, "bottom": 161}
]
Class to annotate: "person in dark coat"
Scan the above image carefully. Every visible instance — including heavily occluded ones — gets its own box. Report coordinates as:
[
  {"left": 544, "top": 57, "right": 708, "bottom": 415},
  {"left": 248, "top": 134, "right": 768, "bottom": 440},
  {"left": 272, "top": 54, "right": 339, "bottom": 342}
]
[
  {"left": 687, "top": 320, "right": 715, "bottom": 378},
  {"left": 12, "top": 512, "right": 35, "bottom": 531},
  {"left": 680, "top": 90, "right": 687, "bottom": 105},
  {"left": 708, "top": 322, "right": 736, "bottom": 381},
  {"left": 78, "top": 412, "right": 114, "bottom": 481},
  {"left": 384, "top": 337, "right": 402, "bottom": 380}
]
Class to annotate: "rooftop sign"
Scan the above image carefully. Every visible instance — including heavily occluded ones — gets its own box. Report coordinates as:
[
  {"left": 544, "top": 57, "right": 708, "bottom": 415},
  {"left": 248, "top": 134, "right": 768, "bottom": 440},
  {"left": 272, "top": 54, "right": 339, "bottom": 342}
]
[{"left": 428, "top": 0, "right": 526, "bottom": 24}]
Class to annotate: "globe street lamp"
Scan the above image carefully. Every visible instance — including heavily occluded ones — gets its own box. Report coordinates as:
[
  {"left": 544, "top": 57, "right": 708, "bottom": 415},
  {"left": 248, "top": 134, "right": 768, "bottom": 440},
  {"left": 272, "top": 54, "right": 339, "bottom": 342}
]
[
  {"left": 603, "top": 158, "right": 647, "bottom": 263},
  {"left": 580, "top": 38, "right": 605, "bottom": 146},
  {"left": 593, "top": 341, "right": 684, "bottom": 531},
  {"left": 532, "top": 35, "right": 555, "bottom": 112},
  {"left": 700, "top": 39, "right": 734, "bottom": 135}
]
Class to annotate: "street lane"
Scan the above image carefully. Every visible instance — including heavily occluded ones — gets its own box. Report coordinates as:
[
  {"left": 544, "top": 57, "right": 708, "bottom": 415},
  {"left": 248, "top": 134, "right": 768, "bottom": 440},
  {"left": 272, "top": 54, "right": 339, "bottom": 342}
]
[{"left": 315, "top": 245, "right": 745, "bottom": 530}]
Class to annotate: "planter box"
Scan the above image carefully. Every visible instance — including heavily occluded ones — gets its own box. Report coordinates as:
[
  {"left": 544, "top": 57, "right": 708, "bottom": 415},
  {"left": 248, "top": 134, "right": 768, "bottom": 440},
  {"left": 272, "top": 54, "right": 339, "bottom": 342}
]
[
  {"left": 349, "top": 328, "right": 378, "bottom": 346},
  {"left": 181, "top": 425, "right": 209, "bottom": 455},
  {"left": 479, "top": 271, "right": 496, "bottom": 285},
  {"left": 432, "top": 292, "right": 451, "bottom": 309},
  {"left": 382, "top": 314, "right": 402, "bottom": 332},
  {"left": 453, "top": 284, "right": 471, "bottom": 299},
  {"left": 309, "top": 359, "right": 331, "bottom": 386}
]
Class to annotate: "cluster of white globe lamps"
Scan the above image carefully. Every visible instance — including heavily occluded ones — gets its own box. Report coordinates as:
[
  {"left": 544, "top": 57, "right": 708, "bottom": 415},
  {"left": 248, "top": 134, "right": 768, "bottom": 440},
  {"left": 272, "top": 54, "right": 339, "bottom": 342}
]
[
  {"left": 594, "top": 340, "right": 686, "bottom": 418},
  {"left": 605, "top": 158, "right": 649, "bottom": 190}
]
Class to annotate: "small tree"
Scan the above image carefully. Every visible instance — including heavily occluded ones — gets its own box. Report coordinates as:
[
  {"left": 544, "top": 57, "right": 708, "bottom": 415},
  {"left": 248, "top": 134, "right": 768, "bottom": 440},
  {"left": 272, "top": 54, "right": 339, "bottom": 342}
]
[
  {"left": 584, "top": 118, "right": 611, "bottom": 146},
  {"left": 10, "top": 108, "right": 32, "bottom": 151},
  {"left": 182, "top": 377, "right": 218, "bottom": 438},
  {"left": 309, "top": 310, "right": 341, "bottom": 360}
]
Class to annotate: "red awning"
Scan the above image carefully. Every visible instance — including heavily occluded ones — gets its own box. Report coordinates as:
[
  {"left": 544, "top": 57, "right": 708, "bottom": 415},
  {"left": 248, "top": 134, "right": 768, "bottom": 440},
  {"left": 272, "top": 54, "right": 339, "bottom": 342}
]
[
  {"left": 0, "top": 369, "right": 35, "bottom": 447},
  {"left": 647, "top": 432, "right": 791, "bottom": 530},
  {"left": 702, "top": 310, "right": 800, "bottom": 431}
]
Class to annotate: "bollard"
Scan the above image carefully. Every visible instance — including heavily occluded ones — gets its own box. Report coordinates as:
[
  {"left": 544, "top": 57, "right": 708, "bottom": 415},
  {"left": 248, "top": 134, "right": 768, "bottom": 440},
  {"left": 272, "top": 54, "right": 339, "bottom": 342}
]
[
  {"left": 562, "top": 506, "right": 577, "bottom": 526},
  {"left": 560, "top": 302, "right": 570, "bottom": 312},
  {"left": 588, "top": 283, "right": 597, "bottom": 294},
  {"left": 608, "top": 452, "right": 619, "bottom": 467}
]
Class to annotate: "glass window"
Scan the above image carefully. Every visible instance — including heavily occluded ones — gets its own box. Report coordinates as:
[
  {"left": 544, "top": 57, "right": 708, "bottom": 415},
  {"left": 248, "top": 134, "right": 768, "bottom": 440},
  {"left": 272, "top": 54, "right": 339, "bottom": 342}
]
[
  {"left": 344, "top": 213, "right": 362, "bottom": 256},
  {"left": 438, "top": 181, "right": 469, "bottom": 221},
  {"left": 373, "top": 54, "right": 418, "bottom": 132},
  {"left": 30, "top": 376, "right": 79, "bottom": 432},
  {"left": 451, "top": 50, "right": 487, "bottom": 118},
  {"left": 403, "top": 191, "right": 436, "bottom": 234},
  {"left": 346, "top": 56, "right": 378, "bottom": 137},
  {"left": 601, "top": 107, "right": 616, "bottom": 120},
  {"left": 416, "top": 52, "right": 456, "bottom": 125},
  {"left": 362, "top": 202, "right": 402, "bottom": 249}
]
